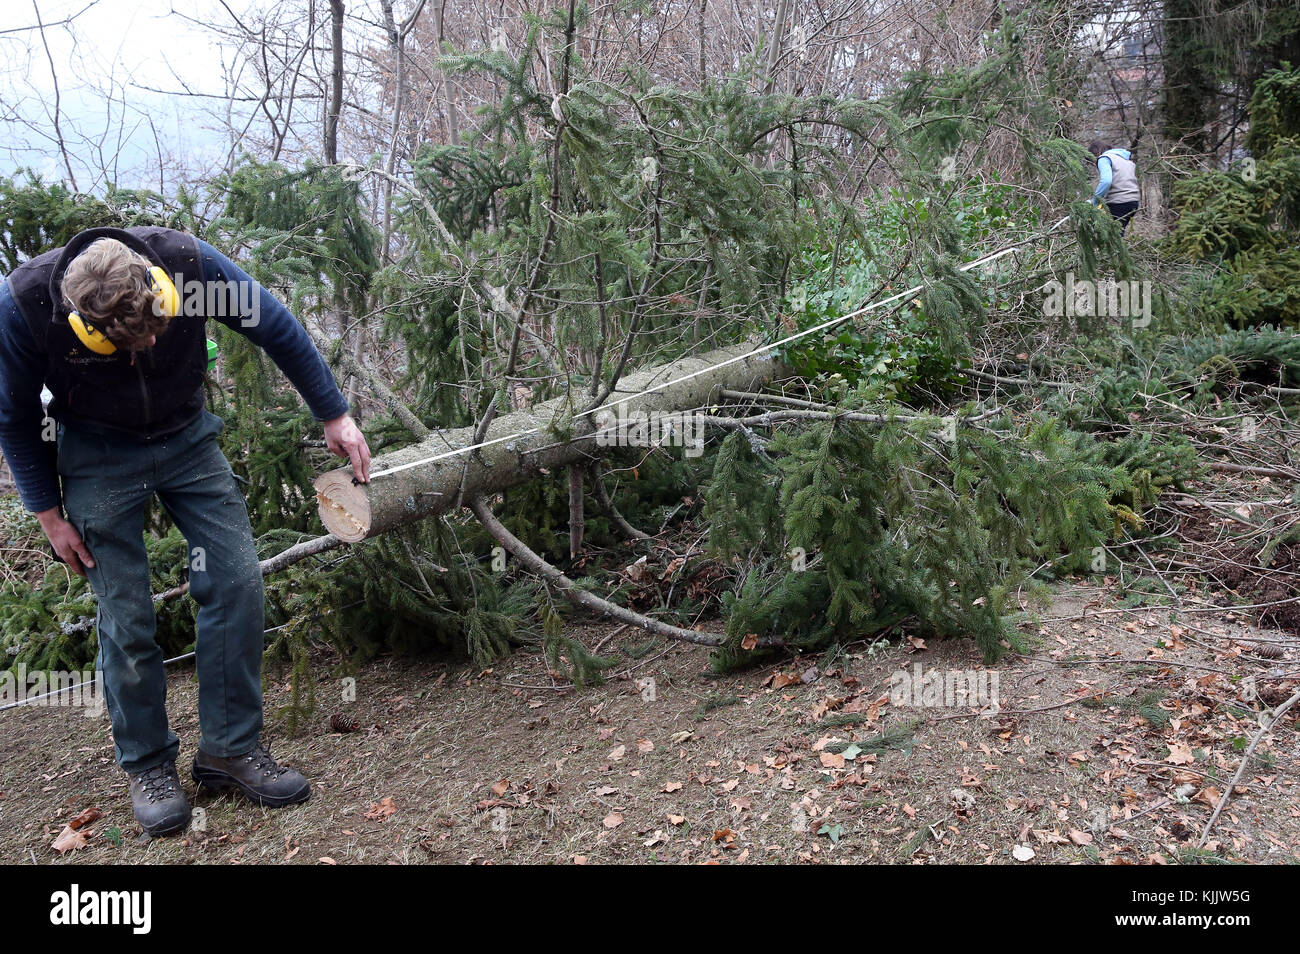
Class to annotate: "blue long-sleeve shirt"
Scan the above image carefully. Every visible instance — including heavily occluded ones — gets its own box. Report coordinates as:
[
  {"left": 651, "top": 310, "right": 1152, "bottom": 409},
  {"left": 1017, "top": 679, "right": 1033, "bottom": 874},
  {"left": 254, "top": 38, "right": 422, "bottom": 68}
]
[{"left": 0, "top": 239, "right": 350, "bottom": 513}]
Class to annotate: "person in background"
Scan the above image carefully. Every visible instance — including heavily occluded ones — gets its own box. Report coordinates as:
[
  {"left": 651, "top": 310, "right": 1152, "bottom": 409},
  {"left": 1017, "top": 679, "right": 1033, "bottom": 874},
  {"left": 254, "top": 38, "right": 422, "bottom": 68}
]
[{"left": 1088, "top": 139, "right": 1140, "bottom": 231}]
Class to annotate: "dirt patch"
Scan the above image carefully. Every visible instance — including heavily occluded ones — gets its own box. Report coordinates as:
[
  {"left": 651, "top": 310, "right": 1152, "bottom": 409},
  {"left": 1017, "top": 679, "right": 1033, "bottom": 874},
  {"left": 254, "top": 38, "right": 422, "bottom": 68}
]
[
  {"left": 0, "top": 453, "right": 15, "bottom": 498},
  {"left": 1166, "top": 493, "right": 1300, "bottom": 636},
  {"left": 2, "top": 585, "right": 1298, "bottom": 864},
  {"left": 1219, "top": 540, "right": 1300, "bottom": 636}
]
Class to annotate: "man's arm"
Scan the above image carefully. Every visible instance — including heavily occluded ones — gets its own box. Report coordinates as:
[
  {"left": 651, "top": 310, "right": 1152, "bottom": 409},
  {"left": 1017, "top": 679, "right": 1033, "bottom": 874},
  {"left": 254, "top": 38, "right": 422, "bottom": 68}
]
[
  {"left": 0, "top": 282, "right": 95, "bottom": 574},
  {"left": 0, "top": 282, "right": 60, "bottom": 512},
  {"left": 1092, "top": 155, "right": 1114, "bottom": 204},
  {"left": 196, "top": 239, "right": 370, "bottom": 482}
]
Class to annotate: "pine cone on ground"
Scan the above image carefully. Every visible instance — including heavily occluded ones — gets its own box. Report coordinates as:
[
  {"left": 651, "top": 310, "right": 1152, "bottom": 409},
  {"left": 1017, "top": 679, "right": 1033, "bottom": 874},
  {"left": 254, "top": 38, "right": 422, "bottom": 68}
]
[{"left": 330, "top": 713, "right": 361, "bottom": 733}]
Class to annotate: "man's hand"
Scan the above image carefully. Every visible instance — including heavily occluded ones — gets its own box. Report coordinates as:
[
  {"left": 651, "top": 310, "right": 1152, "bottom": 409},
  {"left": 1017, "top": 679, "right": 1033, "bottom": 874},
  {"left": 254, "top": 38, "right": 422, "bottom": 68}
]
[
  {"left": 323, "top": 413, "right": 371, "bottom": 483},
  {"left": 36, "top": 507, "right": 94, "bottom": 577}
]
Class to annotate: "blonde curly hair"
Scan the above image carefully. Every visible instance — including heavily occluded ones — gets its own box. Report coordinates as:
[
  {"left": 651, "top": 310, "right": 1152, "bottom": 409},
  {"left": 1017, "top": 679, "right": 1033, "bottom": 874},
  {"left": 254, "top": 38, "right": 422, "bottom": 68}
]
[{"left": 61, "top": 238, "right": 171, "bottom": 350}]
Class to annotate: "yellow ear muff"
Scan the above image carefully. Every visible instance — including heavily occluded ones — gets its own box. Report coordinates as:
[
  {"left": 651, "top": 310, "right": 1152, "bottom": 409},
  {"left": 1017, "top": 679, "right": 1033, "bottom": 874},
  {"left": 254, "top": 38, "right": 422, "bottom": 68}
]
[
  {"left": 148, "top": 266, "right": 180, "bottom": 318},
  {"left": 67, "top": 312, "right": 117, "bottom": 354},
  {"left": 67, "top": 265, "right": 179, "bottom": 355}
]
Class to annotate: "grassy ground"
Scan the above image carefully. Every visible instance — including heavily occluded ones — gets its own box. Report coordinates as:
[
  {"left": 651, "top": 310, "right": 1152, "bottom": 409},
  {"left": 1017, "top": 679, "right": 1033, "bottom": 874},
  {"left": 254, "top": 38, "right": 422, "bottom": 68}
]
[{"left": 2, "top": 584, "right": 1297, "bottom": 865}]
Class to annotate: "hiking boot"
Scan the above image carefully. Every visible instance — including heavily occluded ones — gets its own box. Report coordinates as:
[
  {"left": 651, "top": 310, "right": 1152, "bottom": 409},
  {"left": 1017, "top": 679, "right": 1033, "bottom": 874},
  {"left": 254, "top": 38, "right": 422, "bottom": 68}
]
[
  {"left": 128, "top": 762, "right": 192, "bottom": 837},
  {"left": 191, "top": 741, "right": 310, "bottom": 807}
]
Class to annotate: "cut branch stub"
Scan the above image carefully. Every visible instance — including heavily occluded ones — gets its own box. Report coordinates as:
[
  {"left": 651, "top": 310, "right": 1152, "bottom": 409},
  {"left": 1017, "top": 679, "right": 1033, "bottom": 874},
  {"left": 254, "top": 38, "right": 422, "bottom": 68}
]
[{"left": 315, "top": 342, "right": 785, "bottom": 541}]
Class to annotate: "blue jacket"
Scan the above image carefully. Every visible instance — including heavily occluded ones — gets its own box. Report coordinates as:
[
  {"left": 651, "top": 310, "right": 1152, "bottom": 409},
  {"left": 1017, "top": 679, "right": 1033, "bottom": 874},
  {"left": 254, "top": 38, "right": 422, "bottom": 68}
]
[{"left": 0, "top": 231, "right": 349, "bottom": 513}]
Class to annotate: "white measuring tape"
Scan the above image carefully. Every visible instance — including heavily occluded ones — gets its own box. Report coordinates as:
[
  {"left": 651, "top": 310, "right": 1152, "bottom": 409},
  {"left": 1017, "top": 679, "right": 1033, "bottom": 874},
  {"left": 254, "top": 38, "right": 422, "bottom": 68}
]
[{"left": 365, "top": 215, "right": 1073, "bottom": 480}]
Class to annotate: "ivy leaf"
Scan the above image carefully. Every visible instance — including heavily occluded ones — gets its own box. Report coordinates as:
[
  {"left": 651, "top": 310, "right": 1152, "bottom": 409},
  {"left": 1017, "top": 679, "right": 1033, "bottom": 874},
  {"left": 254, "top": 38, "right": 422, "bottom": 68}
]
[{"left": 817, "top": 822, "right": 844, "bottom": 844}]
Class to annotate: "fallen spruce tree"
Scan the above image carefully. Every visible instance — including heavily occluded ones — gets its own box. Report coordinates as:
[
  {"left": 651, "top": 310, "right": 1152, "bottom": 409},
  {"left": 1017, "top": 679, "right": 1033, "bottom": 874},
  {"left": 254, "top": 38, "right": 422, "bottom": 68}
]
[
  {"left": 313, "top": 342, "right": 787, "bottom": 647},
  {"left": 305, "top": 242, "right": 1165, "bottom": 669},
  {"left": 313, "top": 343, "right": 784, "bottom": 543},
  {"left": 14, "top": 9, "right": 1273, "bottom": 689}
]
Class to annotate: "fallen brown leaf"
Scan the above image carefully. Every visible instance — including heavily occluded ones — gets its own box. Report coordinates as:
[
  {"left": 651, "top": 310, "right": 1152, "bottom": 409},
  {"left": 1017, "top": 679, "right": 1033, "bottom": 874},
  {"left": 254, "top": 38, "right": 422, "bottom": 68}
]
[
  {"left": 364, "top": 797, "right": 398, "bottom": 820},
  {"left": 67, "top": 807, "right": 102, "bottom": 831},
  {"left": 51, "top": 826, "right": 90, "bottom": 853}
]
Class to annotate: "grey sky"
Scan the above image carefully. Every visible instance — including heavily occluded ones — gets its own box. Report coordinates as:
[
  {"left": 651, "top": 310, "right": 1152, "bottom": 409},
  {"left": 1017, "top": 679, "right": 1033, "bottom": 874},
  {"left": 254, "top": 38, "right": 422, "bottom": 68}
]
[{"left": 1, "top": 1, "right": 255, "bottom": 191}]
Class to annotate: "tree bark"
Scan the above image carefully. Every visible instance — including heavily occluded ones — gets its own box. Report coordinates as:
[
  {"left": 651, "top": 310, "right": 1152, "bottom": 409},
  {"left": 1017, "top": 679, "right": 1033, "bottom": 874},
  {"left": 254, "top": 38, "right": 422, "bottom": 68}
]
[
  {"left": 568, "top": 463, "right": 585, "bottom": 559},
  {"left": 432, "top": 0, "right": 460, "bottom": 144},
  {"left": 697, "top": 0, "right": 707, "bottom": 92},
  {"left": 760, "top": 0, "right": 789, "bottom": 96},
  {"left": 314, "top": 342, "right": 785, "bottom": 541},
  {"left": 324, "top": 0, "right": 345, "bottom": 164}
]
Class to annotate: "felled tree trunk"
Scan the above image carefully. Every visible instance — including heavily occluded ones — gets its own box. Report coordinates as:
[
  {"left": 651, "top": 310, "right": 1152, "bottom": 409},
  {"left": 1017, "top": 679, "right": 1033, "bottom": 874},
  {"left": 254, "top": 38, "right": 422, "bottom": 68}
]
[{"left": 314, "top": 342, "right": 785, "bottom": 541}]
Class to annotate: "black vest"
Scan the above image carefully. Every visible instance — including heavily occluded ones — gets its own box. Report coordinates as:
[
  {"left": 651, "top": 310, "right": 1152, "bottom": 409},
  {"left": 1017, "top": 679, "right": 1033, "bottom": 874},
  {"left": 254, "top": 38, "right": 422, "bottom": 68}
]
[{"left": 7, "top": 226, "right": 208, "bottom": 440}]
